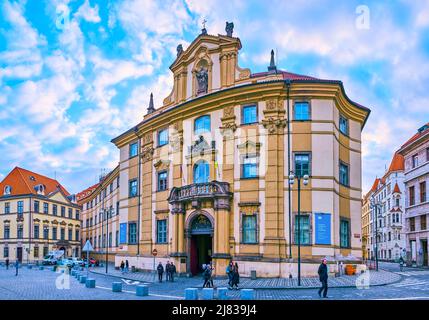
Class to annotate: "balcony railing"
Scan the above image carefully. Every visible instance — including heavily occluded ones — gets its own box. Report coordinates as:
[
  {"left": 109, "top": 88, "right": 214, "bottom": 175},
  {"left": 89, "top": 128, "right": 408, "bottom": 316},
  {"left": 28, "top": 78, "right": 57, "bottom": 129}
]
[{"left": 168, "top": 181, "right": 232, "bottom": 213}]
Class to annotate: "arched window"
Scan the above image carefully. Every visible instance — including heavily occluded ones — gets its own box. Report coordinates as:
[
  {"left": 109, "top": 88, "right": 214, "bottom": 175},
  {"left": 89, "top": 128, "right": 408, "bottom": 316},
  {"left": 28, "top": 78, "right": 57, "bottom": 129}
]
[
  {"left": 193, "top": 160, "right": 210, "bottom": 184},
  {"left": 194, "top": 115, "right": 211, "bottom": 134}
]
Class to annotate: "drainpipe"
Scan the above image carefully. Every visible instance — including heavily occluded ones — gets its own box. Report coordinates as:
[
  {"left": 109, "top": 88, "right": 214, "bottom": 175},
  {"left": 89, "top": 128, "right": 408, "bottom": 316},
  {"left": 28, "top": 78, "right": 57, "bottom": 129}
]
[{"left": 285, "top": 79, "right": 292, "bottom": 260}]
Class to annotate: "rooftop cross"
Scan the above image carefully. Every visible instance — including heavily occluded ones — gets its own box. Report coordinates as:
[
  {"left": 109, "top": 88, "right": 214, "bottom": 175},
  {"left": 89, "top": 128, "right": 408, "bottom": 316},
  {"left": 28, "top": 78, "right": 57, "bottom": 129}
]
[{"left": 201, "top": 18, "right": 207, "bottom": 35}]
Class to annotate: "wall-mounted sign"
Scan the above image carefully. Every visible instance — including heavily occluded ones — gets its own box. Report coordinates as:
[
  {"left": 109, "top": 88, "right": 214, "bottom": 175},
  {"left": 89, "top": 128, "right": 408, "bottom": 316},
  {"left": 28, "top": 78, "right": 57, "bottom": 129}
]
[
  {"left": 120, "top": 223, "right": 127, "bottom": 244},
  {"left": 315, "top": 213, "right": 331, "bottom": 245}
]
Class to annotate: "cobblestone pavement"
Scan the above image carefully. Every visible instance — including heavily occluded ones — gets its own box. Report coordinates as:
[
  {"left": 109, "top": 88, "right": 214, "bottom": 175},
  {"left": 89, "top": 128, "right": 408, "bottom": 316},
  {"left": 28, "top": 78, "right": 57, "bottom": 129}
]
[
  {"left": 2, "top": 265, "right": 429, "bottom": 300},
  {"left": 89, "top": 265, "right": 401, "bottom": 289}
]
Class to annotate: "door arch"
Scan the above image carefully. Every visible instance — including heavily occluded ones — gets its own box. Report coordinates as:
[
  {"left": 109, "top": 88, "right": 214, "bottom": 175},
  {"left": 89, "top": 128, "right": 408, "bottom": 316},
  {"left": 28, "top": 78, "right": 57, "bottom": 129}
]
[{"left": 187, "top": 212, "right": 213, "bottom": 275}]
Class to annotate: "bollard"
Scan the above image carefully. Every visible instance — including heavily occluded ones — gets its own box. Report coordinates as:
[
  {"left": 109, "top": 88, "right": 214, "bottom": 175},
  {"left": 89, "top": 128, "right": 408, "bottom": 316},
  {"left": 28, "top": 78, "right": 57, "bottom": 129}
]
[
  {"left": 79, "top": 275, "right": 87, "bottom": 284},
  {"left": 80, "top": 267, "right": 84, "bottom": 271},
  {"left": 185, "top": 288, "right": 199, "bottom": 300},
  {"left": 85, "top": 278, "right": 96, "bottom": 288},
  {"left": 136, "top": 285, "right": 149, "bottom": 296},
  {"left": 240, "top": 289, "right": 255, "bottom": 300},
  {"left": 71, "top": 270, "right": 76, "bottom": 276},
  {"left": 52, "top": 266, "right": 56, "bottom": 272},
  {"left": 39, "top": 266, "right": 44, "bottom": 270},
  {"left": 27, "top": 264, "right": 33, "bottom": 269},
  {"left": 112, "top": 282, "right": 122, "bottom": 292},
  {"left": 217, "top": 287, "right": 228, "bottom": 300},
  {"left": 202, "top": 288, "right": 214, "bottom": 300}
]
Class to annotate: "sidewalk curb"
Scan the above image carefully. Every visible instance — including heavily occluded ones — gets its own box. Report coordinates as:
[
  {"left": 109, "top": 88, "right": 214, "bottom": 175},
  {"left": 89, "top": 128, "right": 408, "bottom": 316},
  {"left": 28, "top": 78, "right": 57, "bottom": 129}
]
[{"left": 89, "top": 269, "right": 402, "bottom": 290}]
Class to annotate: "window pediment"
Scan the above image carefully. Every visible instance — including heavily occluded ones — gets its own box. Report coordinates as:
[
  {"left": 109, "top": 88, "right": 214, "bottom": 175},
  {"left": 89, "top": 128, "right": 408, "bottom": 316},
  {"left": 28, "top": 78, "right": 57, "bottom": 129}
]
[
  {"left": 237, "top": 141, "right": 261, "bottom": 154},
  {"left": 153, "top": 159, "right": 171, "bottom": 171},
  {"left": 187, "top": 136, "right": 216, "bottom": 159}
]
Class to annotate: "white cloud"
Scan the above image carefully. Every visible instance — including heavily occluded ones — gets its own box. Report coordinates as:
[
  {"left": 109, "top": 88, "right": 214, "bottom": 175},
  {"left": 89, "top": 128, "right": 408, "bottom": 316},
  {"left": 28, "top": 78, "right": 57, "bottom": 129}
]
[{"left": 75, "top": 0, "right": 101, "bottom": 23}]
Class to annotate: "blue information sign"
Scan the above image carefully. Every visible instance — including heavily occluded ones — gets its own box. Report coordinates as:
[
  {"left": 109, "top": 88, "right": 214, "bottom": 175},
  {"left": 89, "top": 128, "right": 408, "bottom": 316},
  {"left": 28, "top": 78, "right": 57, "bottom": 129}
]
[
  {"left": 315, "top": 213, "right": 331, "bottom": 245},
  {"left": 120, "top": 223, "right": 127, "bottom": 244}
]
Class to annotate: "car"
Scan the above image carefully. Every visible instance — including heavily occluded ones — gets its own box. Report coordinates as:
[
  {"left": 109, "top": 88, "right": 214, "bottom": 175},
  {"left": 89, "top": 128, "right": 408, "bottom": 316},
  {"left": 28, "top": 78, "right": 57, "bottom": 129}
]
[
  {"left": 59, "top": 258, "right": 73, "bottom": 267},
  {"left": 89, "top": 258, "right": 99, "bottom": 266},
  {"left": 71, "top": 257, "right": 85, "bottom": 267}
]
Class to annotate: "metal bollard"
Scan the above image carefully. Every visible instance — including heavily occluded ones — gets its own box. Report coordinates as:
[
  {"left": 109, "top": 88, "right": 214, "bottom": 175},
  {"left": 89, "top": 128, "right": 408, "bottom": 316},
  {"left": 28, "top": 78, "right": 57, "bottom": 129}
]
[
  {"left": 185, "top": 288, "right": 199, "bottom": 300},
  {"left": 136, "top": 285, "right": 149, "bottom": 296},
  {"left": 112, "top": 282, "right": 122, "bottom": 292},
  {"left": 240, "top": 289, "right": 255, "bottom": 300},
  {"left": 85, "top": 278, "right": 96, "bottom": 288},
  {"left": 217, "top": 287, "right": 228, "bottom": 300}
]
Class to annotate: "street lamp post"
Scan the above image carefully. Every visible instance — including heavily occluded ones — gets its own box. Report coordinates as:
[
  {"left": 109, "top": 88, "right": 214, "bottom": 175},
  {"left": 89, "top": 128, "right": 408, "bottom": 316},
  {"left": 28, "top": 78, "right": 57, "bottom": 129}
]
[
  {"left": 288, "top": 172, "right": 309, "bottom": 286},
  {"left": 370, "top": 196, "right": 380, "bottom": 271}
]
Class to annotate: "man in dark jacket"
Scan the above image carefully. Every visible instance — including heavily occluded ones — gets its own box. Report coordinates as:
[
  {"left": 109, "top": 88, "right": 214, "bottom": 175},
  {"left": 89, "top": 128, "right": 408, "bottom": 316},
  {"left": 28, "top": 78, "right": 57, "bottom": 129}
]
[
  {"left": 15, "top": 259, "right": 19, "bottom": 276},
  {"left": 317, "top": 258, "right": 328, "bottom": 298},
  {"left": 5, "top": 258, "right": 9, "bottom": 270},
  {"left": 157, "top": 262, "right": 164, "bottom": 283},
  {"left": 166, "top": 261, "right": 171, "bottom": 282},
  {"left": 170, "top": 263, "right": 176, "bottom": 282}
]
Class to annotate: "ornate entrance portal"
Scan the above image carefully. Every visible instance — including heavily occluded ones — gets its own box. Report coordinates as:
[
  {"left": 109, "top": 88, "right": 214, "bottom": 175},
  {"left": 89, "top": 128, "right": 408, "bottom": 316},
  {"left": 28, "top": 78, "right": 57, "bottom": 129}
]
[{"left": 189, "top": 214, "right": 213, "bottom": 275}]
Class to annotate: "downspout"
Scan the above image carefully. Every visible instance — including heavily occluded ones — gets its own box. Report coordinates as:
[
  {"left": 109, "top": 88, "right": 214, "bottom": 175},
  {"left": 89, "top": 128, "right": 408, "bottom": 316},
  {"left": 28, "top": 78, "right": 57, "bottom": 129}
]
[{"left": 285, "top": 79, "right": 292, "bottom": 260}]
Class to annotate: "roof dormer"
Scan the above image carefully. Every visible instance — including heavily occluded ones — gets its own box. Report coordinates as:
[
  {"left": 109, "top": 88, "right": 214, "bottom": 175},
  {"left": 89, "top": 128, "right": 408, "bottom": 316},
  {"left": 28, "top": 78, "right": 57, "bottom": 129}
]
[
  {"left": 34, "top": 184, "right": 45, "bottom": 195},
  {"left": 4, "top": 185, "right": 12, "bottom": 195}
]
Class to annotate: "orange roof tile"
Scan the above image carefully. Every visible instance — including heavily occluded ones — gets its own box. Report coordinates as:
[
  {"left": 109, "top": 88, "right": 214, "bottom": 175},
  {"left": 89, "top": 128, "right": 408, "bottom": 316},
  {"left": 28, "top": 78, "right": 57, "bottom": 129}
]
[
  {"left": 0, "top": 167, "right": 70, "bottom": 197},
  {"left": 400, "top": 123, "right": 429, "bottom": 150},
  {"left": 388, "top": 152, "right": 405, "bottom": 173},
  {"left": 76, "top": 183, "right": 99, "bottom": 204},
  {"left": 370, "top": 178, "right": 380, "bottom": 192},
  {"left": 393, "top": 182, "right": 401, "bottom": 194}
]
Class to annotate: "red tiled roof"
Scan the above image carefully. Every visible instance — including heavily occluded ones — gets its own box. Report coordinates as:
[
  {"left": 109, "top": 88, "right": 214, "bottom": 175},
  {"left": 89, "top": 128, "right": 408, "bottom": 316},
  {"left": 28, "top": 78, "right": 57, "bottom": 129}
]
[
  {"left": 400, "top": 123, "right": 429, "bottom": 150},
  {"left": 0, "top": 167, "right": 70, "bottom": 197},
  {"left": 393, "top": 182, "right": 401, "bottom": 194},
  {"left": 370, "top": 178, "right": 380, "bottom": 193},
  {"left": 387, "top": 153, "right": 405, "bottom": 173},
  {"left": 76, "top": 183, "right": 99, "bottom": 203},
  {"left": 251, "top": 69, "right": 319, "bottom": 81}
]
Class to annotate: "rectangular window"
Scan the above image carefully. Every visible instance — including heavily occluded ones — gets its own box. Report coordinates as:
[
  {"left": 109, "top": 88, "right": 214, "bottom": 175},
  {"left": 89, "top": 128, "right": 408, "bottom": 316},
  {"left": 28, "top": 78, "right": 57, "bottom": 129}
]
[
  {"left": 68, "top": 229, "right": 72, "bottom": 240},
  {"left": 242, "top": 155, "right": 258, "bottom": 178},
  {"left": 4, "top": 202, "right": 10, "bottom": 214},
  {"left": 110, "top": 183, "right": 113, "bottom": 193},
  {"left": 129, "top": 142, "right": 138, "bottom": 158},
  {"left": 115, "top": 230, "right": 119, "bottom": 247},
  {"left": 75, "top": 210, "right": 80, "bottom": 220},
  {"left": 43, "top": 202, "right": 48, "bottom": 214},
  {"left": 158, "top": 128, "right": 169, "bottom": 147},
  {"left": 420, "top": 181, "right": 426, "bottom": 203},
  {"left": 116, "top": 202, "right": 120, "bottom": 216},
  {"left": 339, "top": 162, "right": 349, "bottom": 186},
  {"left": 61, "top": 206, "right": 65, "bottom": 217},
  {"left": 427, "top": 148, "right": 429, "bottom": 162},
  {"left": 34, "top": 200, "right": 40, "bottom": 212},
  {"left": 43, "top": 246, "right": 49, "bottom": 257},
  {"left": 294, "top": 101, "right": 310, "bottom": 120},
  {"left": 43, "top": 226, "right": 49, "bottom": 239},
  {"left": 34, "top": 225, "right": 39, "bottom": 239},
  {"left": 294, "top": 215, "right": 311, "bottom": 245},
  {"left": 242, "top": 105, "right": 257, "bottom": 125},
  {"left": 412, "top": 154, "right": 419, "bottom": 168},
  {"left": 129, "top": 179, "right": 138, "bottom": 197},
  {"left": 34, "top": 246, "right": 39, "bottom": 258},
  {"left": 409, "top": 186, "right": 415, "bottom": 206},
  {"left": 53, "top": 205, "right": 57, "bottom": 216},
  {"left": 17, "top": 201, "right": 23, "bottom": 214},
  {"left": 17, "top": 225, "right": 23, "bottom": 239},
  {"left": 410, "top": 217, "right": 415, "bottom": 232},
  {"left": 109, "top": 232, "right": 112, "bottom": 247},
  {"left": 156, "top": 220, "right": 167, "bottom": 243},
  {"left": 128, "top": 223, "right": 137, "bottom": 244},
  {"left": 339, "top": 115, "right": 349, "bottom": 135},
  {"left": 75, "top": 230, "right": 79, "bottom": 241},
  {"left": 90, "top": 218, "right": 93, "bottom": 227},
  {"left": 60, "top": 228, "right": 65, "bottom": 240},
  {"left": 421, "top": 215, "right": 427, "bottom": 231},
  {"left": 4, "top": 247, "right": 9, "bottom": 258},
  {"left": 340, "top": 219, "right": 350, "bottom": 248},
  {"left": 242, "top": 215, "right": 258, "bottom": 244},
  {"left": 52, "top": 227, "right": 57, "bottom": 240},
  {"left": 4, "top": 226, "right": 10, "bottom": 239},
  {"left": 157, "top": 171, "right": 168, "bottom": 191},
  {"left": 68, "top": 208, "right": 72, "bottom": 219},
  {"left": 294, "top": 153, "right": 310, "bottom": 177}
]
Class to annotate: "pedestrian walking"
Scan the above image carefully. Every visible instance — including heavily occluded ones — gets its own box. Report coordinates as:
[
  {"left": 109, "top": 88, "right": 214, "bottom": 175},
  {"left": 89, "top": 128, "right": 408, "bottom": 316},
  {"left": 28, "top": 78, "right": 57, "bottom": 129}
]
[
  {"left": 120, "top": 260, "right": 125, "bottom": 273},
  {"left": 318, "top": 258, "right": 329, "bottom": 298},
  {"left": 5, "top": 258, "right": 9, "bottom": 270},
  {"left": 202, "top": 263, "right": 212, "bottom": 288},
  {"left": 125, "top": 260, "right": 129, "bottom": 273},
  {"left": 170, "top": 262, "right": 176, "bottom": 282},
  {"left": 226, "top": 261, "right": 233, "bottom": 289},
  {"left": 157, "top": 262, "right": 164, "bottom": 283},
  {"left": 15, "top": 259, "right": 19, "bottom": 276},
  {"left": 166, "top": 261, "right": 171, "bottom": 282},
  {"left": 399, "top": 256, "right": 404, "bottom": 272},
  {"left": 209, "top": 263, "right": 214, "bottom": 288},
  {"left": 231, "top": 262, "right": 240, "bottom": 290}
]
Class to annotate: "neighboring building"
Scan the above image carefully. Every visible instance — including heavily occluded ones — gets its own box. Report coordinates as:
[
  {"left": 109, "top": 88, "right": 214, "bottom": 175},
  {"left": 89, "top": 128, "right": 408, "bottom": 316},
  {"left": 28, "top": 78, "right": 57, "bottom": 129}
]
[
  {"left": 398, "top": 123, "right": 429, "bottom": 267},
  {"left": 361, "top": 193, "right": 371, "bottom": 260},
  {"left": 0, "top": 167, "right": 81, "bottom": 263},
  {"left": 363, "top": 153, "right": 406, "bottom": 262},
  {"left": 77, "top": 166, "right": 120, "bottom": 263},
  {"left": 105, "top": 25, "right": 370, "bottom": 278}
]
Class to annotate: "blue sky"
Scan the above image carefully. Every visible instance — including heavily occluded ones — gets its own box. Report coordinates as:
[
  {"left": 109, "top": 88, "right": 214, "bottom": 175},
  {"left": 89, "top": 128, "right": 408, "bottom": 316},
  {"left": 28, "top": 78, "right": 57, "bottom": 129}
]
[{"left": 1, "top": 0, "right": 429, "bottom": 194}]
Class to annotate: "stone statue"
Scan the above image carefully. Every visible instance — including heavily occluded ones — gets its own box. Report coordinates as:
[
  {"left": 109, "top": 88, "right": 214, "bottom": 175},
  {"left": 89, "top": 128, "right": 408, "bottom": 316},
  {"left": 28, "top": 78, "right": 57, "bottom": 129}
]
[
  {"left": 177, "top": 44, "right": 183, "bottom": 57},
  {"left": 225, "top": 21, "right": 234, "bottom": 37},
  {"left": 196, "top": 67, "right": 208, "bottom": 94}
]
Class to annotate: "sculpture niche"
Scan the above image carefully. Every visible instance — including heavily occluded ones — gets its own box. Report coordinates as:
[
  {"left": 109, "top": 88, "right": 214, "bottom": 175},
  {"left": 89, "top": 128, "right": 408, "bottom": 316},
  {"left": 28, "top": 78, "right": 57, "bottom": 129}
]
[{"left": 196, "top": 67, "right": 208, "bottom": 95}]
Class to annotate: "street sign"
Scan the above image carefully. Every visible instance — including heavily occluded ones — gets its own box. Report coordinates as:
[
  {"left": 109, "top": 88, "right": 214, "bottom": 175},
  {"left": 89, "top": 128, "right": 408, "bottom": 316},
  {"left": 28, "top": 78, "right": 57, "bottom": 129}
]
[
  {"left": 82, "top": 240, "right": 94, "bottom": 252},
  {"left": 152, "top": 249, "right": 158, "bottom": 256}
]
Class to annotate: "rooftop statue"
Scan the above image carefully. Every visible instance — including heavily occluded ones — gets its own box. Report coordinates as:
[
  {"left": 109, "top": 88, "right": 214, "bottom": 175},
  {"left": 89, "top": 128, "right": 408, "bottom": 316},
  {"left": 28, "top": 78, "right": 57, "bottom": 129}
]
[{"left": 225, "top": 21, "right": 234, "bottom": 37}]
